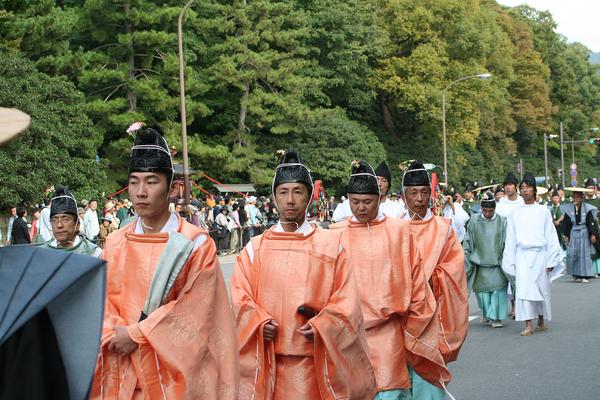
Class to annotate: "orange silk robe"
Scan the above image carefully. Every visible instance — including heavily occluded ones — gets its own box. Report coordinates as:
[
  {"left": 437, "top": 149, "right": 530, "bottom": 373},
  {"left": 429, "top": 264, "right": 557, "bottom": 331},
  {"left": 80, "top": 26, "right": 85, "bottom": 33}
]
[
  {"left": 231, "top": 226, "right": 377, "bottom": 400},
  {"left": 90, "top": 217, "right": 239, "bottom": 399},
  {"left": 408, "top": 216, "right": 468, "bottom": 366},
  {"left": 329, "top": 217, "right": 450, "bottom": 391}
]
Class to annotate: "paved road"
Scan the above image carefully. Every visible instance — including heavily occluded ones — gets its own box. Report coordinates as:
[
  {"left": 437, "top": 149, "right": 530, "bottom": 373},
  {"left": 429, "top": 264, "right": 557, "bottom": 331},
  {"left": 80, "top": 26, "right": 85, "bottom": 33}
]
[
  {"left": 218, "top": 255, "right": 600, "bottom": 399},
  {"left": 450, "top": 274, "right": 600, "bottom": 400}
]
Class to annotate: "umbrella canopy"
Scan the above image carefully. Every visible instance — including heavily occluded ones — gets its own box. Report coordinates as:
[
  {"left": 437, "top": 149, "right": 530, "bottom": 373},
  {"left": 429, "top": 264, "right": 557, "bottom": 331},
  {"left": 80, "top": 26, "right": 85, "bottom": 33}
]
[
  {"left": 0, "top": 107, "right": 31, "bottom": 145},
  {"left": 0, "top": 246, "right": 105, "bottom": 400}
]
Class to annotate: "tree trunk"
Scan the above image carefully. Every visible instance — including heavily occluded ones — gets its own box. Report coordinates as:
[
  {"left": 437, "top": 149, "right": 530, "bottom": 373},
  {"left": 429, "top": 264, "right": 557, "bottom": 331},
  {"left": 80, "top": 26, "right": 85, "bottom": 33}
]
[
  {"left": 124, "top": 3, "right": 137, "bottom": 111},
  {"left": 380, "top": 95, "right": 396, "bottom": 136}
]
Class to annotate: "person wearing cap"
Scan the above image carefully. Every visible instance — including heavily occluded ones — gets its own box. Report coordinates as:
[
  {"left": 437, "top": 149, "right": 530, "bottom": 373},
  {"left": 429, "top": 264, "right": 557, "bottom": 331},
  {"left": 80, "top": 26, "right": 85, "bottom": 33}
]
[
  {"left": 494, "top": 185, "right": 505, "bottom": 203},
  {"left": 495, "top": 172, "right": 524, "bottom": 218},
  {"left": 330, "top": 160, "right": 447, "bottom": 400},
  {"left": 502, "top": 172, "right": 562, "bottom": 336},
  {"left": 562, "top": 186, "right": 599, "bottom": 283},
  {"left": 98, "top": 214, "right": 116, "bottom": 248},
  {"left": 400, "top": 160, "right": 467, "bottom": 398},
  {"left": 39, "top": 186, "right": 102, "bottom": 257},
  {"left": 231, "top": 149, "right": 376, "bottom": 400},
  {"left": 90, "top": 123, "right": 238, "bottom": 399},
  {"left": 332, "top": 160, "right": 403, "bottom": 222},
  {"left": 548, "top": 189, "right": 565, "bottom": 252},
  {"left": 461, "top": 183, "right": 477, "bottom": 215},
  {"left": 464, "top": 191, "right": 508, "bottom": 328}
]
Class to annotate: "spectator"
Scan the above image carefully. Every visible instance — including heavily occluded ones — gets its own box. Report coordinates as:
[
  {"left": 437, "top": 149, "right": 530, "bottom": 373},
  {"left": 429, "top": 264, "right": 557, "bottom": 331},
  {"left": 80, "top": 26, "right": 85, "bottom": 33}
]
[
  {"left": 116, "top": 199, "right": 129, "bottom": 222},
  {"left": 213, "top": 196, "right": 224, "bottom": 220},
  {"left": 11, "top": 206, "right": 30, "bottom": 244},
  {"left": 245, "top": 196, "right": 259, "bottom": 237},
  {"left": 5, "top": 206, "right": 16, "bottom": 245},
  {"left": 98, "top": 214, "right": 116, "bottom": 248},
  {"left": 215, "top": 207, "right": 231, "bottom": 255},
  {"left": 198, "top": 205, "right": 209, "bottom": 230},
  {"left": 38, "top": 197, "right": 53, "bottom": 243},
  {"left": 30, "top": 207, "right": 42, "bottom": 242},
  {"left": 83, "top": 199, "right": 100, "bottom": 241},
  {"left": 230, "top": 203, "right": 242, "bottom": 253}
]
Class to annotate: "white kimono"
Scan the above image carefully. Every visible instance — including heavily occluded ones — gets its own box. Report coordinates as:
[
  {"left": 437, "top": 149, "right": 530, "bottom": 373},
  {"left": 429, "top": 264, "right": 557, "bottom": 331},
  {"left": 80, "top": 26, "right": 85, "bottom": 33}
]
[
  {"left": 502, "top": 203, "right": 563, "bottom": 321},
  {"left": 495, "top": 195, "right": 524, "bottom": 218}
]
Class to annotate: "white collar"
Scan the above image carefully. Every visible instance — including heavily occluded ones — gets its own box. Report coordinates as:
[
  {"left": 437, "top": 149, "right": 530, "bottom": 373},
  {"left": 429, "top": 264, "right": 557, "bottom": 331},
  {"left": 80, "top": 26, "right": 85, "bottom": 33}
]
[
  {"left": 134, "top": 212, "right": 179, "bottom": 234},
  {"left": 403, "top": 208, "right": 433, "bottom": 221},
  {"left": 350, "top": 211, "right": 385, "bottom": 222},
  {"left": 50, "top": 235, "right": 81, "bottom": 248},
  {"left": 273, "top": 219, "right": 313, "bottom": 235}
]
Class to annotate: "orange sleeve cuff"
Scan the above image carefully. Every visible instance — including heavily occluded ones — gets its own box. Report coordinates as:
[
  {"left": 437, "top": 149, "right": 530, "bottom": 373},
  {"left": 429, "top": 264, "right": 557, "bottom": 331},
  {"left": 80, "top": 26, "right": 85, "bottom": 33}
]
[{"left": 127, "top": 324, "right": 146, "bottom": 344}]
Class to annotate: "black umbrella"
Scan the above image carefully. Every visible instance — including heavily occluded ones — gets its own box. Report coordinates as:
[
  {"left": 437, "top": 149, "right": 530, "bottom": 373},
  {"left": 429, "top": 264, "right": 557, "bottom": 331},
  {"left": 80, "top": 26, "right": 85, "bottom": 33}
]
[{"left": 0, "top": 246, "right": 106, "bottom": 400}]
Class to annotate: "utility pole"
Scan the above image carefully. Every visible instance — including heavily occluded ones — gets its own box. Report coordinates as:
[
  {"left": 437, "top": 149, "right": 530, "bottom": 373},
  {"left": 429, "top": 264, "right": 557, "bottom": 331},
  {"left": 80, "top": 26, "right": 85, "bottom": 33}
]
[
  {"left": 178, "top": 0, "right": 196, "bottom": 205},
  {"left": 560, "top": 122, "right": 565, "bottom": 188},
  {"left": 544, "top": 133, "right": 548, "bottom": 185}
]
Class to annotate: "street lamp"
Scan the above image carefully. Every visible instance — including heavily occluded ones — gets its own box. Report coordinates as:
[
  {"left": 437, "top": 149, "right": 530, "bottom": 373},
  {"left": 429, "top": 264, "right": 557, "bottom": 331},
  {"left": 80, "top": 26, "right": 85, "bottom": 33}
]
[
  {"left": 178, "top": 0, "right": 196, "bottom": 205},
  {"left": 442, "top": 73, "right": 492, "bottom": 187}
]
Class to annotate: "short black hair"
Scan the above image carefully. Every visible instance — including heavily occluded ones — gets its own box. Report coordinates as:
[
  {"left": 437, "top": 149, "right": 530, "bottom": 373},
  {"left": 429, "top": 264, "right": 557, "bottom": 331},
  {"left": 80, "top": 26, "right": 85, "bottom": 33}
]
[
  {"left": 17, "top": 206, "right": 27, "bottom": 217},
  {"left": 89, "top": 199, "right": 98, "bottom": 204}
]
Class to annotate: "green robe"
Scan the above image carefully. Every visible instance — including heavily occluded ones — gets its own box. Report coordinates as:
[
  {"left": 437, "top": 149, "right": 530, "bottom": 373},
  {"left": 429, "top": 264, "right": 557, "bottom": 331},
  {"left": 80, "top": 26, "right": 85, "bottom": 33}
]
[
  {"left": 548, "top": 203, "right": 565, "bottom": 248},
  {"left": 39, "top": 235, "right": 100, "bottom": 257},
  {"left": 462, "top": 199, "right": 477, "bottom": 216},
  {"left": 463, "top": 212, "right": 508, "bottom": 293}
]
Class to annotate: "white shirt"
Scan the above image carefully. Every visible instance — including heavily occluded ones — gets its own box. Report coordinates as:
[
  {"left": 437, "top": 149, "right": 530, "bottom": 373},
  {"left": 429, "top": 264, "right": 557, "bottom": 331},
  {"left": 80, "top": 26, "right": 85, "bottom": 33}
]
[
  {"left": 82, "top": 209, "right": 100, "bottom": 240},
  {"left": 49, "top": 235, "right": 103, "bottom": 258},
  {"left": 245, "top": 220, "right": 315, "bottom": 262},
  {"left": 134, "top": 212, "right": 206, "bottom": 250},
  {"left": 495, "top": 195, "right": 524, "bottom": 218},
  {"left": 38, "top": 206, "right": 53, "bottom": 242},
  {"left": 443, "top": 203, "right": 470, "bottom": 242},
  {"left": 403, "top": 208, "right": 433, "bottom": 221}
]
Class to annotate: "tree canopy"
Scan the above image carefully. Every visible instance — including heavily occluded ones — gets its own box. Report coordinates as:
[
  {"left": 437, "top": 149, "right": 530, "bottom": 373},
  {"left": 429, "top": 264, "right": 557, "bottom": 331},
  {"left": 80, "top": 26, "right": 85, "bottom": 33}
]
[{"left": 1, "top": 0, "right": 599, "bottom": 206}]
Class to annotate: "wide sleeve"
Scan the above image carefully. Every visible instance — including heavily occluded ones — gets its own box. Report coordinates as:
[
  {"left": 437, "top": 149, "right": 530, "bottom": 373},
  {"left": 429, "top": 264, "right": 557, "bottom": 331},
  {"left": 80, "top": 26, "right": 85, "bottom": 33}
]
[
  {"left": 462, "top": 219, "right": 476, "bottom": 293},
  {"left": 502, "top": 216, "right": 517, "bottom": 278},
  {"left": 561, "top": 212, "right": 573, "bottom": 241},
  {"left": 404, "top": 239, "right": 451, "bottom": 387},
  {"left": 309, "top": 248, "right": 377, "bottom": 400},
  {"left": 230, "top": 245, "right": 275, "bottom": 400},
  {"left": 127, "top": 238, "right": 239, "bottom": 399},
  {"left": 586, "top": 210, "right": 599, "bottom": 240},
  {"left": 430, "top": 228, "right": 468, "bottom": 364}
]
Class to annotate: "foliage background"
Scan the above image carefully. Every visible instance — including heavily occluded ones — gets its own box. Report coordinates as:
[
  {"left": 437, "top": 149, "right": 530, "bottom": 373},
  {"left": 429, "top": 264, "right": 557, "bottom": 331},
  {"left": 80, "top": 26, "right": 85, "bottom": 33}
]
[{"left": 1, "top": 0, "right": 599, "bottom": 207}]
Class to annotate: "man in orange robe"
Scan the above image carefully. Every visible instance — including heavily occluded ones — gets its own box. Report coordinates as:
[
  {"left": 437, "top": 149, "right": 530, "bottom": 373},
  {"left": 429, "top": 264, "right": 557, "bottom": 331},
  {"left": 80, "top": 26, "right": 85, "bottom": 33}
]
[
  {"left": 231, "top": 149, "right": 377, "bottom": 400},
  {"left": 329, "top": 160, "right": 449, "bottom": 399},
  {"left": 90, "top": 123, "right": 239, "bottom": 399},
  {"left": 401, "top": 160, "right": 468, "bottom": 399}
]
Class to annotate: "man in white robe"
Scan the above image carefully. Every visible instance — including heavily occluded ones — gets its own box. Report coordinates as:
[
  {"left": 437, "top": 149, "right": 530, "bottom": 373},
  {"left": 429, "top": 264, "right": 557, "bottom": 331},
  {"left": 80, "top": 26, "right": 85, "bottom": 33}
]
[
  {"left": 496, "top": 172, "right": 524, "bottom": 218},
  {"left": 502, "top": 172, "right": 563, "bottom": 336}
]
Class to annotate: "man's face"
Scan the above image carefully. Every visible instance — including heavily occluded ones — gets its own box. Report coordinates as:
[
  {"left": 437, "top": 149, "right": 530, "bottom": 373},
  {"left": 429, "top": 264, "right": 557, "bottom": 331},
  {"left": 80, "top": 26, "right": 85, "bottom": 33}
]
[
  {"left": 89, "top": 201, "right": 98, "bottom": 211},
  {"left": 404, "top": 186, "right": 431, "bottom": 217},
  {"left": 520, "top": 183, "right": 535, "bottom": 203},
  {"left": 465, "top": 191, "right": 473, "bottom": 201},
  {"left": 128, "top": 172, "right": 170, "bottom": 219},
  {"left": 504, "top": 184, "right": 517, "bottom": 197},
  {"left": 551, "top": 195, "right": 560, "bottom": 205},
  {"left": 274, "top": 183, "right": 309, "bottom": 222},
  {"left": 572, "top": 192, "right": 583, "bottom": 205},
  {"left": 10, "top": 207, "right": 16, "bottom": 216},
  {"left": 377, "top": 176, "right": 389, "bottom": 196},
  {"left": 51, "top": 214, "right": 78, "bottom": 243},
  {"left": 495, "top": 191, "right": 505, "bottom": 202},
  {"left": 482, "top": 207, "right": 495, "bottom": 220},
  {"left": 455, "top": 193, "right": 464, "bottom": 203},
  {"left": 349, "top": 193, "right": 379, "bottom": 223},
  {"left": 586, "top": 185, "right": 596, "bottom": 197}
]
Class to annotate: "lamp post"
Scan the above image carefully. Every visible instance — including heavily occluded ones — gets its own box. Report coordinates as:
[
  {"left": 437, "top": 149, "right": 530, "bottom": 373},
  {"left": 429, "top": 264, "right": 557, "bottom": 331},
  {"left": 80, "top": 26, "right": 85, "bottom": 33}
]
[
  {"left": 178, "top": 0, "right": 196, "bottom": 206},
  {"left": 544, "top": 133, "right": 558, "bottom": 185},
  {"left": 442, "top": 73, "right": 492, "bottom": 187}
]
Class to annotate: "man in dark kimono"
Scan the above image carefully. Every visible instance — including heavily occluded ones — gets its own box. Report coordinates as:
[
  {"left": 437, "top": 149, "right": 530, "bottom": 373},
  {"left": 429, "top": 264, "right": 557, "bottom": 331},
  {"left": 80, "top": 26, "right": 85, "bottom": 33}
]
[{"left": 562, "top": 188, "right": 599, "bottom": 282}]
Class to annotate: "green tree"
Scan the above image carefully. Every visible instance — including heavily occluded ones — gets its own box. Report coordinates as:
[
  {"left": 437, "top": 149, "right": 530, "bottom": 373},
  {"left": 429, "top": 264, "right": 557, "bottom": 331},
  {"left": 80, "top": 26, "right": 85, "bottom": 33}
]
[{"left": 0, "top": 50, "right": 105, "bottom": 207}]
